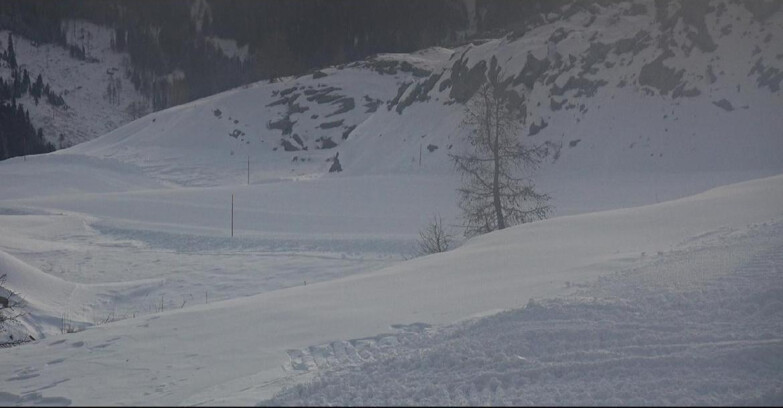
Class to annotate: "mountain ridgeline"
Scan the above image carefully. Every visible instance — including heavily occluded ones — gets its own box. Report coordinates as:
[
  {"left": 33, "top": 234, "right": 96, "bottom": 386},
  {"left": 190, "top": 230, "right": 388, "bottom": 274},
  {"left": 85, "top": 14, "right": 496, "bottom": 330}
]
[{"left": 0, "top": 0, "right": 781, "bottom": 167}]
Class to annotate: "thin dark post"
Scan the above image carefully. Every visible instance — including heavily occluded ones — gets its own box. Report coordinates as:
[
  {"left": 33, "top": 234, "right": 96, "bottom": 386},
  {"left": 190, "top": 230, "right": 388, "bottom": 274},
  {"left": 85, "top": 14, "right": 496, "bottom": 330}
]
[
  {"left": 231, "top": 194, "right": 234, "bottom": 237},
  {"left": 419, "top": 144, "right": 422, "bottom": 166},
  {"left": 247, "top": 155, "right": 250, "bottom": 184}
]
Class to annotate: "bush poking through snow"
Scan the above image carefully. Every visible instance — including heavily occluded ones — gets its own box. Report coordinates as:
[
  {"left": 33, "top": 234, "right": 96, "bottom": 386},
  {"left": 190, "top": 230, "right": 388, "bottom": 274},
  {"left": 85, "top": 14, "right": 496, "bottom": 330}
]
[
  {"left": 0, "top": 274, "right": 24, "bottom": 334},
  {"left": 416, "top": 214, "right": 452, "bottom": 256}
]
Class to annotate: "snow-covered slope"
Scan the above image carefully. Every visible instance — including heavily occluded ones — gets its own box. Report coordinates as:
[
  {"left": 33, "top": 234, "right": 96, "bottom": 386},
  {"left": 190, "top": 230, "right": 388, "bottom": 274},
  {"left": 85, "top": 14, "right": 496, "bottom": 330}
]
[
  {"left": 39, "top": 0, "right": 780, "bottom": 212},
  {"left": 0, "top": 172, "right": 781, "bottom": 405},
  {"left": 0, "top": 1, "right": 781, "bottom": 405},
  {"left": 1, "top": 20, "right": 149, "bottom": 147},
  {"left": 0, "top": 246, "right": 161, "bottom": 341}
]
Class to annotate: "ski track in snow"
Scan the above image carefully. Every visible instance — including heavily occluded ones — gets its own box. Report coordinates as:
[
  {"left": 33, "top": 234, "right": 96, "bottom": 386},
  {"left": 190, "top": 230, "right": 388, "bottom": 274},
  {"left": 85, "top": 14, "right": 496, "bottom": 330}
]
[{"left": 268, "top": 221, "right": 783, "bottom": 406}]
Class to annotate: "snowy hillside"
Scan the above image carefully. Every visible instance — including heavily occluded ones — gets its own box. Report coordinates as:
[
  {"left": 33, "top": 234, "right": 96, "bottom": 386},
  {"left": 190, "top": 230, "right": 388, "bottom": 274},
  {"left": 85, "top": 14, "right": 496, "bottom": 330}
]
[
  {"left": 1, "top": 20, "right": 149, "bottom": 148},
  {"left": 48, "top": 0, "right": 783, "bottom": 211},
  {"left": 0, "top": 172, "right": 781, "bottom": 405},
  {"left": 0, "top": 0, "right": 781, "bottom": 405}
]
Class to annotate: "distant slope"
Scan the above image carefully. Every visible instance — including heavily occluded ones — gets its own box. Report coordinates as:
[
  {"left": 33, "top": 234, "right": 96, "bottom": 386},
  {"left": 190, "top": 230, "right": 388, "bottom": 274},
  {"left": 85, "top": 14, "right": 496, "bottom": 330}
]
[
  {"left": 0, "top": 22, "right": 148, "bottom": 148},
  {"left": 51, "top": 0, "right": 783, "bottom": 214}
]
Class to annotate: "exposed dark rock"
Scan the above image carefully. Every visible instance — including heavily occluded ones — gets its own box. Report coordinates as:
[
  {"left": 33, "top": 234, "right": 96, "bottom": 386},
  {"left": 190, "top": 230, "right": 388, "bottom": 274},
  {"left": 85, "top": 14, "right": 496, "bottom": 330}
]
[
  {"left": 399, "top": 61, "right": 431, "bottom": 77},
  {"left": 396, "top": 72, "right": 443, "bottom": 114},
  {"left": 319, "top": 119, "right": 344, "bottom": 129},
  {"left": 449, "top": 58, "right": 487, "bottom": 103},
  {"left": 581, "top": 42, "right": 612, "bottom": 74},
  {"left": 387, "top": 82, "right": 412, "bottom": 110},
  {"left": 743, "top": 0, "right": 782, "bottom": 22},
  {"left": 551, "top": 76, "right": 608, "bottom": 98},
  {"left": 613, "top": 31, "right": 651, "bottom": 56},
  {"left": 288, "top": 102, "right": 309, "bottom": 114},
  {"left": 513, "top": 52, "right": 550, "bottom": 89},
  {"left": 438, "top": 78, "right": 452, "bottom": 92},
  {"left": 713, "top": 98, "right": 734, "bottom": 111},
  {"left": 342, "top": 125, "right": 357, "bottom": 140},
  {"left": 307, "top": 93, "right": 342, "bottom": 104},
  {"left": 368, "top": 59, "right": 399, "bottom": 75},
  {"left": 749, "top": 58, "right": 783, "bottom": 92},
  {"left": 305, "top": 87, "right": 343, "bottom": 104},
  {"left": 550, "top": 98, "right": 566, "bottom": 111},
  {"left": 638, "top": 50, "right": 684, "bottom": 95},
  {"left": 706, "top": 65, "right": 717, "bottom": 83},
  {"left": 426, "top": 144, "right": 438, "bottom": 152},
  {"left": 363, "top": 96, "right": 383, "bottom": 113},
  {"left": 326, "top": 97, "right": 355, "bottom": 117},
  {"left": 529, "top": 118, "right": 548, "bottom": 137},
  {"left": 213, "top": 108, "right": 222, "bottom": 117},
  {"left": 267, "top": 115, "right": 296, "bottom": 135},
  {"left": 366, "top": 59, "right": 430, "bottom": 77},
  {"left": 280, "top": 87, "right": 298, "bottom": 97},
  {"left": 268, "top": 93, "right": 300, "bottom": 107},
  {"left": 672, "top": 83, "right": 701, "bottom": 98},
  {"left": 680, "top": 0, "right": 717, "bottom": 52},
  {"left": 569, "top": 139, "right": 581, "bottom": 147},
  {"left": 281, "top": 139, "right": 299, "bottom": 151},
  {"left": 312, "top": 70, "right": 327, "bottom": 79},
  {"left": 317, "top": 136, "right": 337, "bottom": 149},
  {"left": 328, "top": 152, "right": 342, "bottom": 172}
]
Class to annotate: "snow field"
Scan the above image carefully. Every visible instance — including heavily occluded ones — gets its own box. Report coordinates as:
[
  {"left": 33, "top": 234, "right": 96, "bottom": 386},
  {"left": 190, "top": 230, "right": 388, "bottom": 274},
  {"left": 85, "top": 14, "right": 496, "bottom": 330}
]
[
  {"left": 0, "top": 1, "right": 780, "bottom": 404},
  {"left": 0, "top": 173, "right": 780, "bottom": 405},
  {"left": 269, "top": 221, "right": 783, "bottom": 406}
]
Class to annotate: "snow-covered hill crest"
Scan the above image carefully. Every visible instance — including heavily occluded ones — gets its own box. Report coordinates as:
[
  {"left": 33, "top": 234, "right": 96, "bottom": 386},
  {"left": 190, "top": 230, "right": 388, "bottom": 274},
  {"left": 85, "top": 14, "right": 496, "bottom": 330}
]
[{"left": 59, "top": 0, "right": 782, "bottom": 189}]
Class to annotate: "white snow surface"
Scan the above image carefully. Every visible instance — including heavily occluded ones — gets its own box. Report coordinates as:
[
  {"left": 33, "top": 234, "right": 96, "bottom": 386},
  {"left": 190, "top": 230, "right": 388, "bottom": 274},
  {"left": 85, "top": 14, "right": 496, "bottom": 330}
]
[
  {"left": 270, "top": 220, "right": 783, "bottom": 406},
  {"left": 0, "top": 174, "right": 781, "bottom": 405},
  {"left": 0, "top": 0, "right": 781, "bottom": 405}
]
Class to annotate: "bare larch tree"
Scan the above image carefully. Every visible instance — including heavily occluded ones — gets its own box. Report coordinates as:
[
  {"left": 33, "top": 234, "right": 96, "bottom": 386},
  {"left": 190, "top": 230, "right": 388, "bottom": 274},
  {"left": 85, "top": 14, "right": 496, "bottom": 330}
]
[{"left": 450, "top": 80, "right": 551, "bottom": 237}]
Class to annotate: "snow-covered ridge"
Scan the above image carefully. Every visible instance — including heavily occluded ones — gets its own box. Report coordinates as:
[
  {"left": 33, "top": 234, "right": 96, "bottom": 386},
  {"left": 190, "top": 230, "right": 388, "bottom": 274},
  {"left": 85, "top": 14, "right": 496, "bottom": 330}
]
[{"left": 57, "top": 0, "right": 782, "bottom": 184}]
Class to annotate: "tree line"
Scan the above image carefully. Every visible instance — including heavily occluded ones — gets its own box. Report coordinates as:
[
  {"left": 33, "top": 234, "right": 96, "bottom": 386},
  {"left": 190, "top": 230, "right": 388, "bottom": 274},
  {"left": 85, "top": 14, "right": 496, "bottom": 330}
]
[
  {"left": 0, "top": 0, "right": 468, "bottom": 113},
  {"left": 0, "top": 34, "right": 57, "bottom": 160}
]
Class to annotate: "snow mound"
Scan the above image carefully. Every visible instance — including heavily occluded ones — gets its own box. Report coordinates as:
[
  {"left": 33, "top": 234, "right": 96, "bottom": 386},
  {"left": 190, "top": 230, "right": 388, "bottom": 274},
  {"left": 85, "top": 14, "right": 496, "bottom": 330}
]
[
  {"left": 0, "top": 173, "right": 780, "bottom": 405},
  {"left": 270, "top": 223, "right": 783, "bottom": 406},
  {"left": 0, "top": 248, "right": 161, "bottom": 339}
]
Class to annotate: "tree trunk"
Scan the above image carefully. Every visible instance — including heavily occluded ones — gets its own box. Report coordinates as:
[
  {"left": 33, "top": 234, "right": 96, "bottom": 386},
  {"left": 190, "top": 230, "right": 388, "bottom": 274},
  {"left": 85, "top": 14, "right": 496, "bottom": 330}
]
[{"left": 493, "top": 100, "right": 505, "bottom": 230}]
